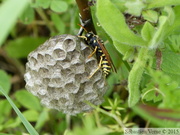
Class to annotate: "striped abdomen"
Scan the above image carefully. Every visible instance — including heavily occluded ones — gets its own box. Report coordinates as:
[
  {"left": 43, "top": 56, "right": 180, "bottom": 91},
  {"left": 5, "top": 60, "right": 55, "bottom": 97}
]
[{"left": 100, "top": 53, "right": 111, "bottom": 76}]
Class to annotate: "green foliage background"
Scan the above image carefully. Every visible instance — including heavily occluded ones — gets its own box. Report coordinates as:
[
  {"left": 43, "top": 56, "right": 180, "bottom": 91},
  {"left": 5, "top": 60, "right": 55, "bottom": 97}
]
[{"left": 0, "top": 0, "right": 180, "bottom": 134}]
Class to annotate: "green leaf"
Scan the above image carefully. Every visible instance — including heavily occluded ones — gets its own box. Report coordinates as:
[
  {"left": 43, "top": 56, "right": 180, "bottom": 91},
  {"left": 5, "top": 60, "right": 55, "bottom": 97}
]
[
  {"left": 142, "top": 10, "right": 158, "bottom": 23},
  {"left": 141, "top": 21, "right": 155, "bottom": 41},
  {"left": 35, "top": 109, "right": 49, "bottom": 129},
  {"left": 113, "top": 40, "right": 132, "bottom": 56},
  {"left": 133, "top": 105, "right": 180, "bottom": 127},
  {"left": 128, "top": 48, "right": 150, "bottom": 107},
  {"left": 20, "top": 4, "right": 35, "bottom": 24},
  {"left": 142, "top": 82, "right": 163, "bottom": 103},
  {"left": 164, "top": 6, "right": 175, "bottom": 26},
  {"left": 149, "top": 7, "right": 175, "bottom": 49},
  {"left": 148, "top": 69, "right": 180, "bottom": 109},
  {"left": 161, "top": 51, "right": 180, "bottom": 84},
  {"left": 160, "top": 87, "right": 180, "bottom": 109},
  {"left": 167, "top": 6, "right": 180, "bottom": 38},
  {"left": 3, "top": 118, "right": 21, "bottom": 129},
  {"left": 0, "top": 100, "right": 12, "bottom": 116},
  {"left": 0, "top": 70, "right": 11, "bottom": 95},
  {"left": 66, "top": 115, "right": 109, "bottom": 135},
  {"left": 148, "top": 16, "right": 168, "bottom": 49},
  {"left": 96, "top": 0, "right": 147, "bottom": 48},
  {"left": 35, "top": 0, "right": 51, "bottom": 9},
  {"left": 125, "top": 0, "right": 146, "bottom": 16},
  {"left": 0, "top": 86, "right": 39, "bottom": 135},
  {"left": 0, "top": 100, "right": 12, "bottom": 124},
  {"left": 147, "top": 0, "right": 180, "bottom": 9},
  {"left": 0, "top": 0, "right": 29, "bottom": 46},
  {"left": 58, "top": 120, "right": 67, "bottom": 134},
  {"left": 50, "top": 0, "right": 68, "bottom": 13},
  {"left": 22, "top": 110, "right": 39, "bottom": 122},
  {"left": 50, "top": 13, "right": 65, "bottom": 34},
  {"left": 113, "top": 40, "right": 136, "bottom": 65},
  {"left": 15, "top": 89, "right": 42, "bottom": 111},
  {"left": 166, "top": 35, "right": 180, "bottom": 53},
  {"left": 5, "top": 37, "right": 46, "bottom": 58},
  {"left": 111, "top": 0, "right": 126, "bottom": 12}
]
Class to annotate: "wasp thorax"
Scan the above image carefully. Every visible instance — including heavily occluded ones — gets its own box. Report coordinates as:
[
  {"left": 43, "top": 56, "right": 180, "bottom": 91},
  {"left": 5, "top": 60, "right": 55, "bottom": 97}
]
[{"left": 24, "top": 34, "right": 107, "bottom": 115}]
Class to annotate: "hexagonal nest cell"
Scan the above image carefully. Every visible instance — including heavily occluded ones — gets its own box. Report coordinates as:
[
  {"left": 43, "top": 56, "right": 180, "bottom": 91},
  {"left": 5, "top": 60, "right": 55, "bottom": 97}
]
[{"left": 24, "top": 34, "right": 108, "bottom": 115}]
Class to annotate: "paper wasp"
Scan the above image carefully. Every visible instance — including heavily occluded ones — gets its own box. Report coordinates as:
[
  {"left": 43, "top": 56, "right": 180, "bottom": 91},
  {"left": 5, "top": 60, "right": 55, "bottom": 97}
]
[{"left": 78, "top": 19, "right": 116, "bottom": 78}]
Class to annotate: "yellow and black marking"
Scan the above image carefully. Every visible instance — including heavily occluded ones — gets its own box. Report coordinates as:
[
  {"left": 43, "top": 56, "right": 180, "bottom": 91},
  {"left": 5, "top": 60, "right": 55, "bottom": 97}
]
[
  {"left": 101, "top": 55, "right": 111, "bottom": 76},
  {"left": 79, "top": 32, "right": 115, "bottom": 78}
]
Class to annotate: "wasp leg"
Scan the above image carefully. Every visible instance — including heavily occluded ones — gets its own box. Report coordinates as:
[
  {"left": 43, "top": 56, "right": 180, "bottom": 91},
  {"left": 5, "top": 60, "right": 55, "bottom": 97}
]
[
  {"left": 78, "top": 26, "right": 85, "bottom": 36},
  {"left": 78, "top": 35, "right": 87, "bottom": 40},
  {"left": 78, "top": 14, "right": 91, "bottom": 36},
  {"left": 88, "top": 55, "right": 103, "bottom": 79},
  {"left": 88, "top": 46, "right": 97, "bottom": 58}
]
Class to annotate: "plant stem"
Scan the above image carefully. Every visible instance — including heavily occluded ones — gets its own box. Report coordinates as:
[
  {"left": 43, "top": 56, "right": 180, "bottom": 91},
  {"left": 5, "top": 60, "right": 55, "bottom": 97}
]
[
  {"left": 94, "top": 110, "right": 102, "bottom": 127},
  {"left": 66, "top": 114, "right": 71, "bottom": 130},
  {"left": 75, "top": 0, "right": 96, "bottom": 34},
  {"left": 86, "top": 101, "right": 126, "bottom": 129}
]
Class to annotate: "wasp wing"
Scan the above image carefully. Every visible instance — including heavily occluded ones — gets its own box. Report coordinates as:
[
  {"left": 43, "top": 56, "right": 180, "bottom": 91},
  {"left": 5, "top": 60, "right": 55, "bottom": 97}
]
[{"left": 97, "top": 39, "right": 117, "bottom": 73}]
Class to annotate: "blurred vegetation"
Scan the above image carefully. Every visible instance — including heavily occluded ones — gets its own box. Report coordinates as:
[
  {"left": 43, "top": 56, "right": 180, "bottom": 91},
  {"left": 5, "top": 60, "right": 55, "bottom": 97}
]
[{"left": 0, "top": 0, "right": 180, "bottom": 134}]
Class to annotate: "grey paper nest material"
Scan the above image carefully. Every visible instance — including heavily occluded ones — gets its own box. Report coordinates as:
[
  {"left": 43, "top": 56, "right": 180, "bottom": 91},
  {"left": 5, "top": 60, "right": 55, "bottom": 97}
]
[{"left": 24, "top": 34, "right": 107, "bottom": 115}]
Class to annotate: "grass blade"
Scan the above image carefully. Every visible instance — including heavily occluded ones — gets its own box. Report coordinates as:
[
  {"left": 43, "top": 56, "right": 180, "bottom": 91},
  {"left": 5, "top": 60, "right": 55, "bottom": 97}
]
[
  {"left": 0, "top": 86, "right": 39, "bottom": 135},
  {"left": 0, "top": 0, "right": 29, "bottom": 46}
]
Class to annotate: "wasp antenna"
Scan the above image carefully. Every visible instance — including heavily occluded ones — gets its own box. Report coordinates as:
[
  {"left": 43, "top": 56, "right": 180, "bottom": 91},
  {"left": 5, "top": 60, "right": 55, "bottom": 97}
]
[
  {"left": 78, "top": 15, "right": 91, "bottom": 36},
  {"left": 77, "top": 24, "right": 87, "bottom": 36},
  {"left": 78, "top": 24, "right": 87, "bottom": 32}
]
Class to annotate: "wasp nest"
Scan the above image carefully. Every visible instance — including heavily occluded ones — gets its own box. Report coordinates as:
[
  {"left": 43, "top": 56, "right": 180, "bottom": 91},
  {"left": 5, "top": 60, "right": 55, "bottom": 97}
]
[{"left": 24, "top": 34, "right": 107, "bottom": 115}]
